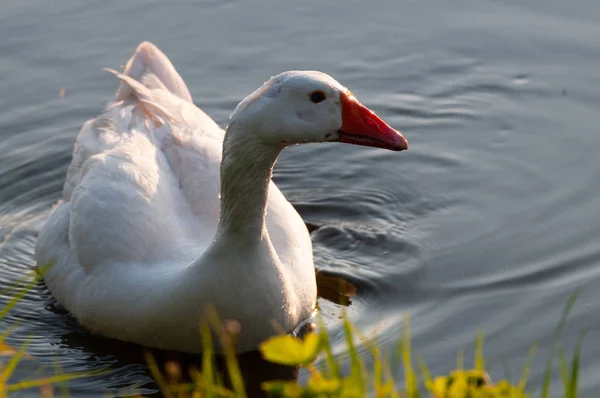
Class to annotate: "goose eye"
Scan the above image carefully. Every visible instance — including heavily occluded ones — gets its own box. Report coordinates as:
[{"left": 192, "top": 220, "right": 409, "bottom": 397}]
[{"left": 309, "top": 90, "right": 326, "bottom": 103}]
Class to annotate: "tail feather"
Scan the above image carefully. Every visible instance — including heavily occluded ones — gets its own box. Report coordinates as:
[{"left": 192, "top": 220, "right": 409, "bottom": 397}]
[
  {"left": 114, "top": 41, "right": 193, "bottom": 103},
  {"left": 105, "top": 68, "right": 176, "bottom": 123}
]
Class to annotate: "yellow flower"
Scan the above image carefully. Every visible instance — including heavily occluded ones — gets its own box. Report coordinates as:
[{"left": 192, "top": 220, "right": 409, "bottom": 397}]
[{"left": 426, "top": 369, "right": 527, "bottom": 398}]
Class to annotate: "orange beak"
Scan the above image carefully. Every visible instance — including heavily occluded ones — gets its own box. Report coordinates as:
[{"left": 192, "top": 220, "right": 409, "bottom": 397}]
[{"left": 338, "top": 92, "right": 408, "bottom": 151}]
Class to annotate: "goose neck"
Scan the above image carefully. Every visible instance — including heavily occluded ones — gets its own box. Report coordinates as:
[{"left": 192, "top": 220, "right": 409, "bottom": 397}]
[{"left": 216, "top": 124, "right": 283, "bottom": 242}]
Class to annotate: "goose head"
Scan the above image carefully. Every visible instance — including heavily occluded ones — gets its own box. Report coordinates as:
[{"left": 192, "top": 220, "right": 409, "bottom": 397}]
[{"left": 229, "top": 71, "right": 408, "bottom": 151}]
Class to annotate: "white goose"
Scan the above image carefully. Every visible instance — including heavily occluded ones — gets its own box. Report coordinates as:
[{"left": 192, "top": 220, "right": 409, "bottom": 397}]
[{"left": 35, "top": 42, "right": 407, "bottom": 353}]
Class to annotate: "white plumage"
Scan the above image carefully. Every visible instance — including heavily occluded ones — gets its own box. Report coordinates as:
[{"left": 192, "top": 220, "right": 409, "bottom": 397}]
[{"left": 35, "top": 41, "right": 407, "bottom": 353}]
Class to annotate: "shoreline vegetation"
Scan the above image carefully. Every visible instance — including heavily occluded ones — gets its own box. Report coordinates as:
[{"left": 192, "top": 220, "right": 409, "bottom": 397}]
[{"left": 0, "top": 270, "right": 583, "bottom": 397}]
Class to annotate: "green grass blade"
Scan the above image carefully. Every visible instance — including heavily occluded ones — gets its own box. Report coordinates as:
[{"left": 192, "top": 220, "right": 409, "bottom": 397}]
[
  {"left": 7, "top": 371, "right": 102, "bottom": 393},
  {"left": 554, "top": 290, "right": 582, "bottom": 341},
  {"left": 200, "top": 320, "right": 215, "bottom": 397},
  {"left": 541, "top": 289, "right": 581, "bottom": 398},
  {"left": 416, "top": 353, "right": 432, "bottom": 387},
  {"left": 475, "top": 329, "right": 484, "bottom": 371},
  {"left": 568, "top": 332, "right": 584, "bottom": 398},
  {"left": 518, "top": 342, "right": 538, "bottom": 392},
  {"left": 144, "top": 350, "right": 174, "bottom": 398},
  {"left": 343, "top": 316, "right": 365, "bottom": 395},
  {"left": 371, "top": 343, "right": 383, "bottom": 395},
  {"left": 558, "top": 348, "right": 570, "bottom": 398},
  {"left": 319, "top": 324, "right": 340, "bottom": 379},
  {"left": 206, "top": 307, "right": 246, "bottom": 397},
  {"left": 315, "top": 314, "right": 340, "bottom": 379},
  {"left": 353, "top": 324, "right": 400, "bottom": 398},
  {"left": 0, "top": 340, "right": 31, "bottom": 384},
  {"left": 221, "top": 334, "right": 245, "bottom": 396},
  {"left": 399, "top": 313, "right": 417, "bottom": 398}
]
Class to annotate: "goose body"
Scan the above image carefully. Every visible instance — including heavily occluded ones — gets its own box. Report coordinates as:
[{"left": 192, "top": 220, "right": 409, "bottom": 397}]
[{"left": 35, "top": 42, "right": 407, "bottom": 353}]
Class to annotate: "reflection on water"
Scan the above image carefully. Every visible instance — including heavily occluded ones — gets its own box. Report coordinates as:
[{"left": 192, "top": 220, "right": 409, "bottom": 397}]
[
  {"left": 316, "top": 270, "right": 357, "bottom": 307},
  {"left": 1, "top": 0, "right": 600, "bottom": 395}
]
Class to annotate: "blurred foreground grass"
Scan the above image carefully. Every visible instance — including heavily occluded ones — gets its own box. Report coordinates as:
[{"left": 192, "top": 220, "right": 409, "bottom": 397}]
[{"left": 0, "top": 270, "right": 583, "bottom": 398}]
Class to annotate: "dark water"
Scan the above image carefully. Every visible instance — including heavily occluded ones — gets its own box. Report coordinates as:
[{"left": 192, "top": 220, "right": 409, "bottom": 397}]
[{"left": 1, "top": 0, "right": 600, "bottom": 396}]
